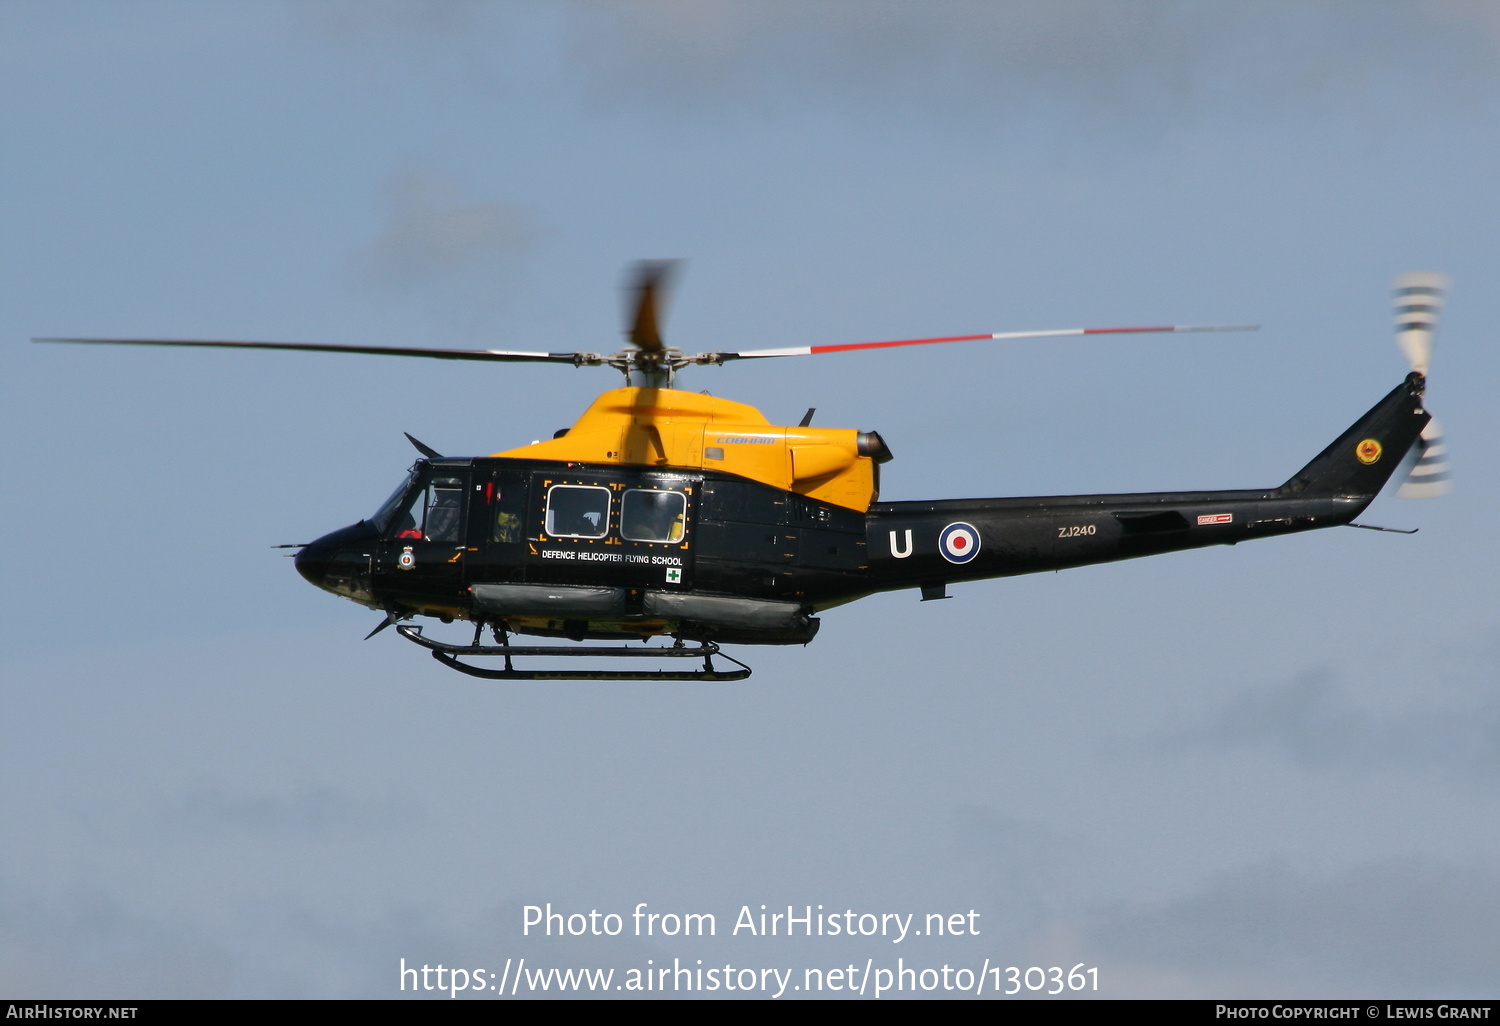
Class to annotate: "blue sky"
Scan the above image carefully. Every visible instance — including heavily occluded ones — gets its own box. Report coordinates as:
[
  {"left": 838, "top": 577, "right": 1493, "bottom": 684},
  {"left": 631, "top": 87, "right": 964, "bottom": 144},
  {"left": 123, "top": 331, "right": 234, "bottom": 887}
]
[{"left": 3, "top": 1, "right": 1499, "bottom": 998}]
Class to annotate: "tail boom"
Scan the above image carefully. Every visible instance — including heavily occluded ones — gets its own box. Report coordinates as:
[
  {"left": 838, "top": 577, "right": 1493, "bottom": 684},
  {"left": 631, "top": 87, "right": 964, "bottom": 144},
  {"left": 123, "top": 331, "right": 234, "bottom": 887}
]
[{"left": 863, "top": 375, "right": 1428, "bottom": 594}]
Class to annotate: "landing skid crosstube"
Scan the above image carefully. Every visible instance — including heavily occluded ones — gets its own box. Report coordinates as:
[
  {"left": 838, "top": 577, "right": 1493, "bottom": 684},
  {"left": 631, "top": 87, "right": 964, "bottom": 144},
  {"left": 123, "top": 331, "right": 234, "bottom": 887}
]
[{"left": 394, "top": 624, "right": 751, "bottom": 681}]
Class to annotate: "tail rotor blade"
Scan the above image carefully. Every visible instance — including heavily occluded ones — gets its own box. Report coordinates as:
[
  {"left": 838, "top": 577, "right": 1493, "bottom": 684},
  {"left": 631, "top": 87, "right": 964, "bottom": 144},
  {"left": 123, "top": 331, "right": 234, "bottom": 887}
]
[
  {"left": 1393, "top": 272, "right": 1448, "bottom": 377},
  {"left": 1397, "top": 416, "right": 1451, "bottom": 498}
]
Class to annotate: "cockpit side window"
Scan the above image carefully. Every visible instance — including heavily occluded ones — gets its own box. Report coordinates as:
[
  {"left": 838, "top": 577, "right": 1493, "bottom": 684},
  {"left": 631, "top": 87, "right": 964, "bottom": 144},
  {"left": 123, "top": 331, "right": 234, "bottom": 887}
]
[
  {"left": 385, "top": 474, "right": 465, "bottom": 543},
  {"left": 621, "top": 489, "right": 687, "bottom": 543},
  {"left": 423, "top": 478, "right": 465, "bottom": 543},
  {"left": 545, "top": 485, "right": 611, "bottom": 539}
]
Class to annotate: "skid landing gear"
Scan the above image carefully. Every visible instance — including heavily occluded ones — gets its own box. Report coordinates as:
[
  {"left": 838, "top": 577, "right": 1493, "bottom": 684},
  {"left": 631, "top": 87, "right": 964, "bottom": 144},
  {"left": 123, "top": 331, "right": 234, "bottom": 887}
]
[{"left": 394, "top": 624, "right": 751, "bottom": 681}]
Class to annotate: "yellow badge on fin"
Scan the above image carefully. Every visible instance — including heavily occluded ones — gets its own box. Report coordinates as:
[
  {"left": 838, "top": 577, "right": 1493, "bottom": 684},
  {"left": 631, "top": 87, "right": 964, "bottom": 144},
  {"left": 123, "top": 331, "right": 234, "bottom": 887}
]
[{"left": 1355, "top": 438, "right": 1383, "bottom": 465}]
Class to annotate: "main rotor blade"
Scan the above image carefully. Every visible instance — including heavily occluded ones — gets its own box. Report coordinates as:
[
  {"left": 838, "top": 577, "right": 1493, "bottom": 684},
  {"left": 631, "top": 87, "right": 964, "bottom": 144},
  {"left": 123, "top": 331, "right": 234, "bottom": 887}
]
[
  {"left": 626, "top": 261, "right": 676, "bottom": 354},
  {"left": 714, "top": 323, "right": 1258, "bottom": 360},
  {"left": 32, "top": 337, "right": 589, "bottom": 364}
]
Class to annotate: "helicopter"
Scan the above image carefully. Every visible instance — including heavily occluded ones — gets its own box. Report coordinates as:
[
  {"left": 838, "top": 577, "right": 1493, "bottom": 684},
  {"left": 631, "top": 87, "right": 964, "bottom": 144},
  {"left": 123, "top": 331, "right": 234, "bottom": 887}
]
[{"left": 36, "top": 266, "right": 1450, "bottom": 681}]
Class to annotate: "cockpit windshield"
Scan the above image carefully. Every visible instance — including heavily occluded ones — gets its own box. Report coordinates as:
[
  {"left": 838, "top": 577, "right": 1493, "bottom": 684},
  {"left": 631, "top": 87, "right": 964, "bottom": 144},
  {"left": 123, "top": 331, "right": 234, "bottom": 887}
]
[{"left": 370, "top": 468, "right": 420, "bottom": 534}]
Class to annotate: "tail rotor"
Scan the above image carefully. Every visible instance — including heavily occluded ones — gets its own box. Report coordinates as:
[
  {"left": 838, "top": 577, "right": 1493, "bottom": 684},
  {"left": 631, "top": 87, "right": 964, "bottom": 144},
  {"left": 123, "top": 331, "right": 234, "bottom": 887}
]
[{"left": 1391, "top": 272, "right": 1452, "bottom": 498}]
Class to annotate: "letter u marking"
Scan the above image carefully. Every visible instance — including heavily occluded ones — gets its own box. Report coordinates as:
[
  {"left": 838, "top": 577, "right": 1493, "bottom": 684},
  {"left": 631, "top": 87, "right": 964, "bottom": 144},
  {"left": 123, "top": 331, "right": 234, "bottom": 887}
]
[{"left": 889, "top": 529, "right": 913, "bottom": 558}]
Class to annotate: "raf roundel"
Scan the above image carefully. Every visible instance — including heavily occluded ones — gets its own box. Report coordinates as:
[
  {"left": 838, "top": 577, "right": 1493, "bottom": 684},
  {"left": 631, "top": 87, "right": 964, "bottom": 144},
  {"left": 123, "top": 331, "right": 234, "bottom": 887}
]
[{"left": 939, "top": 522, "right": 981, "bottom": 564}]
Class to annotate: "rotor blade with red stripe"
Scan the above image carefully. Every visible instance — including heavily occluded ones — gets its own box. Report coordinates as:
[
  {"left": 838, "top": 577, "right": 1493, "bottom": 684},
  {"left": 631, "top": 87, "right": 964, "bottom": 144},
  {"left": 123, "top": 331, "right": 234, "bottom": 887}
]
[
  {"left": 33, "top": 337, "right": 591, "bottom": 364},
  {"left": 715, "top": 323, "right": 1257, "bottom": 360}
]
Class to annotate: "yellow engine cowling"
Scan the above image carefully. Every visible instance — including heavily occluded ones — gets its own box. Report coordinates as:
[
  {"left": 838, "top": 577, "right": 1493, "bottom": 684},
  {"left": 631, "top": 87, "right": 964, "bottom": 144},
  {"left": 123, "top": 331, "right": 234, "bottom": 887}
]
[{"left": 490, "top": 387, "right": 880, "bottom": 512}]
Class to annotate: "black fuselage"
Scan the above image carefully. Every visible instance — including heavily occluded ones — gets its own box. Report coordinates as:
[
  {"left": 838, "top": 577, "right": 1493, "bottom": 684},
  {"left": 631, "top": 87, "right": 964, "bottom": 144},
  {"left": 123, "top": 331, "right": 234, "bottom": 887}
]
[{"left": 295, "top": 374, "right": 1429, "bottom": 644}]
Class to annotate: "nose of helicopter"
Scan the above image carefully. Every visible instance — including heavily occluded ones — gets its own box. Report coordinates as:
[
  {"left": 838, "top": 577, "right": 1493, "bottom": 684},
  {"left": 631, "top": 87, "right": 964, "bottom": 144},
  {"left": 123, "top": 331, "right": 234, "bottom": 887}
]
[
  {"left": 294, "top": 521, "right": 379, "bottom": 594},
  {"left": 293, "top": 539, "right": 332, "bottom": 589}
]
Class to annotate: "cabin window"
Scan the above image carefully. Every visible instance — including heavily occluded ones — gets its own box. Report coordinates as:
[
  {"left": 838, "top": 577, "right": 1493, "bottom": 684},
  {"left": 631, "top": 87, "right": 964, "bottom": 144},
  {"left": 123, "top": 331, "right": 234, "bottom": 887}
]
[
  {"left": 621, "top": 489, "right": 687, "bottom": 543},
  {"left": 545, "top": 485, "right": 611, "bottom": 539},
  {"left": 490, "top": 474, "right": 525, "bottom": 543}
]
